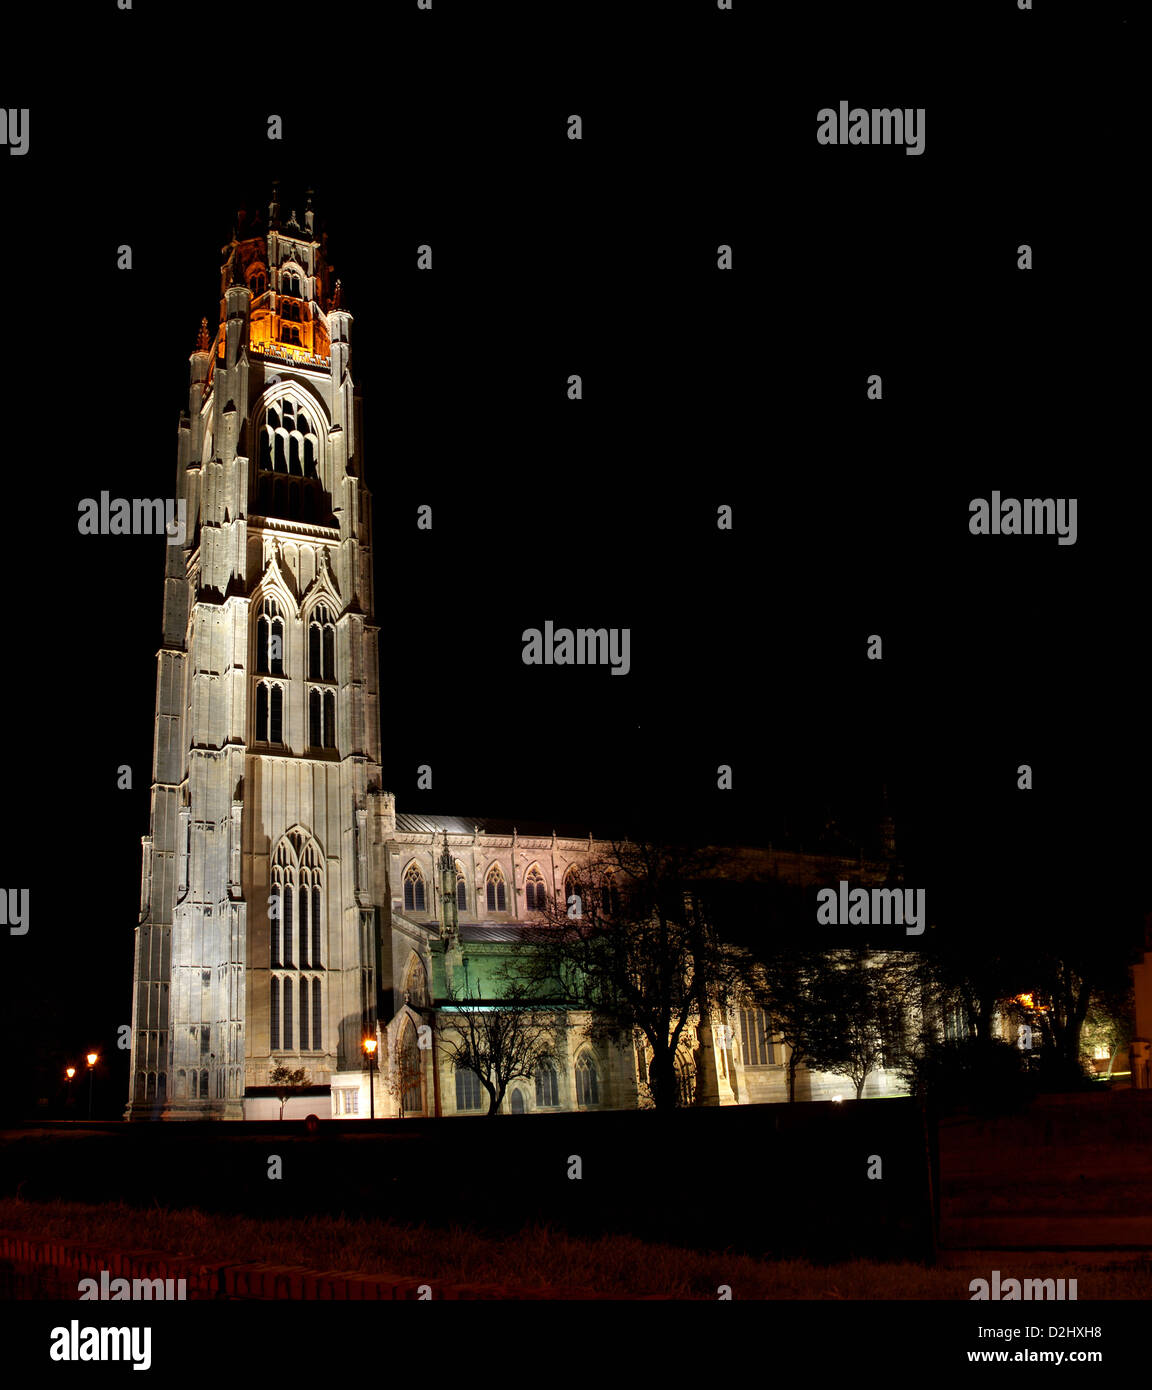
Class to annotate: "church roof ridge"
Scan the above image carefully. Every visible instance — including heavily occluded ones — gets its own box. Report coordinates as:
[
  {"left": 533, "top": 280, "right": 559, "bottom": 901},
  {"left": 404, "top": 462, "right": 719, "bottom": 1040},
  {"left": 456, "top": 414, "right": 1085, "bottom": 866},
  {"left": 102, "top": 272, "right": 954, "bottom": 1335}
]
[{"left": 393, "top": 812, "right": 605, "bottom": 840}]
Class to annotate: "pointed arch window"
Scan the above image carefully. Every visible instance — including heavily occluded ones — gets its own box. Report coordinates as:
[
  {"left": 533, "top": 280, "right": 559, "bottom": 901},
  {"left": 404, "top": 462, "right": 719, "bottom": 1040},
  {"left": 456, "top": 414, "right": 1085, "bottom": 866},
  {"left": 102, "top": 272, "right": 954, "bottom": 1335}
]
[
  {"left": 263, "top": 397, "right": 318, "bottom": 477},
  {"left": 455, "top": 861, "right": 467, "bottom": 912},
  {"left": 535, "top": 1062, "right": 559, "bottom": 1107},
  {"left": 404, "top": 863, "right": 426, "bottom": 914},
  {"left": 564, "top": 867, "right": 583, "bottom": 913},
  {"left": 575, "top": 1053, "right": 600, "bottom": 1106},
  {"left": 485, "top": 864, "right": 507, "bottom": 913},
  {"left": 525, "top": 866, "right": 547, "bottom": 912},
  {"left": 256, "top": 597, "right": 284, "bottom": 675},
  {"left": 404, "top": 955, "right": 429, "bottom": 1008},
  {"left": 270, "top": 832, "right": 325, "bottom": 1050},
  {"left": 308, "top": 606, "right": 336, "bottom": 680},
  {"left": 600, "top": 874, "right": 620, "bottom": 915}
]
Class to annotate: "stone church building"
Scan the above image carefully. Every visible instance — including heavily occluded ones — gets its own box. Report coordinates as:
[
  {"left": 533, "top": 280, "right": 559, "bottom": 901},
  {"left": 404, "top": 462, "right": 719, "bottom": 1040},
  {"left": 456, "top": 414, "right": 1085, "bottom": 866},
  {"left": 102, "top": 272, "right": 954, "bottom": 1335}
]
[{"left": 126, "top": 192, "right": 911, "bottom": 1121}]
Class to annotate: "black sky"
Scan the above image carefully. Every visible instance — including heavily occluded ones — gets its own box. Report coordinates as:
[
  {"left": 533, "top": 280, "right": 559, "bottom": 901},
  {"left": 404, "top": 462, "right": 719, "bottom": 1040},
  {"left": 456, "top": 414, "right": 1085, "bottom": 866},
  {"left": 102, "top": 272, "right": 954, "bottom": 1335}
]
[{"left": 1, "top": 0, "right": 1142, "bottom": 1115}]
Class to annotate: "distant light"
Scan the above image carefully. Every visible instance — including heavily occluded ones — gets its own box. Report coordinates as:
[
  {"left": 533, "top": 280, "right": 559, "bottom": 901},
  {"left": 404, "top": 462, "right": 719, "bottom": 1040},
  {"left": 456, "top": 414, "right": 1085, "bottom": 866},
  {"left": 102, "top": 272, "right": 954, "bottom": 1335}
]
[
  {"left": 86, "top": 1053, "right": 98, "bottom": 1067},
  {"left": 831, "top": 1095, "right": 843, "bottom": 1103},
  {"left": 65, "top": 1067, "right": 76, "bottom": 1080}
]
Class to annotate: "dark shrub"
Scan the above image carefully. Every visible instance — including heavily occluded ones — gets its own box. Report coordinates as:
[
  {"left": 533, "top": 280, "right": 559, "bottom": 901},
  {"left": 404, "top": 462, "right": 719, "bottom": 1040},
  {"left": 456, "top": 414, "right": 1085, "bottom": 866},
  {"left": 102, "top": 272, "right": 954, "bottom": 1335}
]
[{"left": 901, "top": 1038, "right": 1029, "bottom": 1115}]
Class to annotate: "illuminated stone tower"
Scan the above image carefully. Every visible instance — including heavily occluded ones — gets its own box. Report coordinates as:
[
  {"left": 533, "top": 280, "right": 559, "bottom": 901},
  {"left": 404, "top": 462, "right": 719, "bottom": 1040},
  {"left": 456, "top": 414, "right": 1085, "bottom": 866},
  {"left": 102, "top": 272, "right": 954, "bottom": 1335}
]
[{"left": 127, "top": 186, "right": 391, "bottom": 1118}]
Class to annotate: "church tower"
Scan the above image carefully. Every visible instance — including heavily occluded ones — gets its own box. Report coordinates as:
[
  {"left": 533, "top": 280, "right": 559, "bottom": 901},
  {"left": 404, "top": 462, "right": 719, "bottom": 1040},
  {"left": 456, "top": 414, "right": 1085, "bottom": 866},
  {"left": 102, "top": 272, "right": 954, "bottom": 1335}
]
[{"left": 127, "top": 187, "right": 390, "bottom": 1118}]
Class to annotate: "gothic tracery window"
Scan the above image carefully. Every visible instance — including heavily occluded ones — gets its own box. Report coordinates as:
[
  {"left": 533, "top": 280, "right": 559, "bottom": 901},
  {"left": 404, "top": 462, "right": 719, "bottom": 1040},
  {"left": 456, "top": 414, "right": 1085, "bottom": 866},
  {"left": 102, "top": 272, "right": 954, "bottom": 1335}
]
[
  {"left": 403, "top": 863, "right": 426, "bottom": 914},
  {"left": 269, "top": 831, "right": 325, "bottom": 1052},
  {"left": 485, "top": 864, "right": 506, "bottom": 913},
  {"left": 525, "top": 866, "right": 547, "bottom": 911},
  {"left": 575, "top": 1052, "right": 600, "bottom": 1106},
  {"left": 256, "top": 597, "right": 284, "bottom": 675},
  {"left": 261, "top": 397, "right": 317, "bottom": 477},
  {"left": 308, "top": 606, "right": 335, "bottom": 680},
  {"left": 564, "top": 867, "right": 583, "bottom": 913},
  {"left": 404, "top": 955, "right": 429, "bottom": 1007},
  {"left": 535, "top": 1061, "right": 559, "bottom": 1107}
]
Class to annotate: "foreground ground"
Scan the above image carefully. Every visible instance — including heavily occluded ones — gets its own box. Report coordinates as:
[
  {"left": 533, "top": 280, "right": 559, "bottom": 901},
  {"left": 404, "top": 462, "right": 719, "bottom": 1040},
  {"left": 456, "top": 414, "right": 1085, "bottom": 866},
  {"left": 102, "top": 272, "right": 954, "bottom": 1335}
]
[{"left": 1, "top": 1196, "right": 1149, "bottom": 1299}]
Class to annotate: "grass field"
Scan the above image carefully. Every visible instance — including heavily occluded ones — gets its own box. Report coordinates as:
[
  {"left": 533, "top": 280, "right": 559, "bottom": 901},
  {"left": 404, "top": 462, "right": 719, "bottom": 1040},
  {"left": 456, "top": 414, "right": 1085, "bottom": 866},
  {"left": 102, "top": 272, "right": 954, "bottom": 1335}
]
[{"left": 3, "top": 1197, "right": 1150, "bottom": 1299}]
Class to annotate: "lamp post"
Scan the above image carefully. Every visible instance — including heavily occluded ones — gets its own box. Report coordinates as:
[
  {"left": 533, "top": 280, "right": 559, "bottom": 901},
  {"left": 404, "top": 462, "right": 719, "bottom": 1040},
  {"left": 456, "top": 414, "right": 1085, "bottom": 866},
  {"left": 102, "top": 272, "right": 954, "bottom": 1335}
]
[
  {"left": 65, "top": 1066, "right": 75, "bottom": 1114},
  {"left": 363, "top": 1037, "right": 377, "bottom": 1120},
  {"left": 86, "top": 1052, "right": 98, "bottom": 1120}
]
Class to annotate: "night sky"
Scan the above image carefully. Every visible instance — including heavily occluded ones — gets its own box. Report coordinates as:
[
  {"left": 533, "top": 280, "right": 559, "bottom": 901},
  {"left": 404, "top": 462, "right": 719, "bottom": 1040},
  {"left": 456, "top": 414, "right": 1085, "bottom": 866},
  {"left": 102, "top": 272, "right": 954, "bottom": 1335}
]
[{"left": 1, "top": 1, "right": 1142, "bottom": 1117}]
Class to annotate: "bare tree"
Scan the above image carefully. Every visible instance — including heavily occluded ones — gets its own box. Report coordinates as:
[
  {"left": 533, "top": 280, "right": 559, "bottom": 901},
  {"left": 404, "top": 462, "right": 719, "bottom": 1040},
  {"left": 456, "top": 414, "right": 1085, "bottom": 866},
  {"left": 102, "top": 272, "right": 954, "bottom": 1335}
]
[
  {"left": 437, "top": 975, "right": 560, "bottom": 1116},
  {"left": 804, "top": 950, "right": 905, "bottom": 1100},
  {"left": 746, "top": 949, "right": 831, "bottom": 1102},
  {"left": 522, "top": 840, "right": 748, "bottom": 1111}
]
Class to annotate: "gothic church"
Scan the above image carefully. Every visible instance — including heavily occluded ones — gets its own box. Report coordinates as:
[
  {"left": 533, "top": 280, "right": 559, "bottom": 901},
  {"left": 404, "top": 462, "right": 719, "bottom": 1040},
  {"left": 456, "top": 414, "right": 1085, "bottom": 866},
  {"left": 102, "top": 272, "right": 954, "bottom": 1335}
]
[{"left": 127, "top": 192, "right": 907, "bottom": 1120}]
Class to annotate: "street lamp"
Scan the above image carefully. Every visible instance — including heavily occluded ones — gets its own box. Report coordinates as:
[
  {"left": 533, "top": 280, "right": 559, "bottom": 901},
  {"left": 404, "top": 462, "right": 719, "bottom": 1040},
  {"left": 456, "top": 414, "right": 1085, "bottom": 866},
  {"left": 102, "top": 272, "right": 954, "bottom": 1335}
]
[
  {"left": 86, "top": 1052, "right": 98, "bottom": 1120},
  {"left": 363, "top": 1037, "right": 377, "bottom": 1120},
  {"left": 65, "top": 1067, "right": 75, "bottom": 1114}
]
